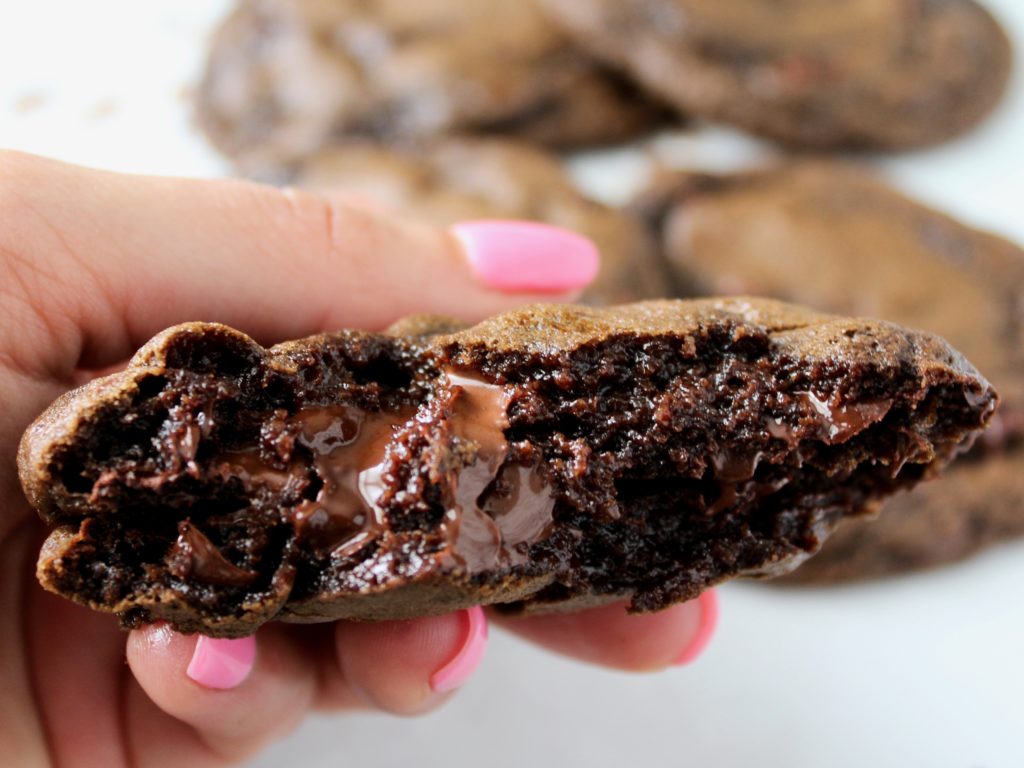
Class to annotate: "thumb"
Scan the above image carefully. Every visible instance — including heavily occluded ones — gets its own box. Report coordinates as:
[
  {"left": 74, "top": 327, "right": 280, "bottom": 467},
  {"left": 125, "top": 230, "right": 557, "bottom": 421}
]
[{"left": 0, "top": 151, "right": 598, "bottom": 377}]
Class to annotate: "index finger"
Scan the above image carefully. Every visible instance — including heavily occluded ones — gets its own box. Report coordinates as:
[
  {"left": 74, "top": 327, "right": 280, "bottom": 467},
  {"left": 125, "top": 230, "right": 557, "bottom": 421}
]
[{"left": 0, "top": 151, "right": 598, "bottom": 378}]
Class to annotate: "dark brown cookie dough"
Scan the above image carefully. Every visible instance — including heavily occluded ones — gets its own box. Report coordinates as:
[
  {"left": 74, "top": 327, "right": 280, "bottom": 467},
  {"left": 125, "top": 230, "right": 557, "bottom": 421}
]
[
  {"left": 197, "top": 0, "right": 666, "bottom": 176},
  {"left": 654, "top": 161, "right": 1024, "bottom": 581},
  {"left": 294, "top": 138, "right": 669, "bottom": 305},
  {"left": 542, "top": 0, "right": 1012, "bottom": 150},
  {"left": 20, "top": 299, "right": 993, "bottom": 636},
  {"left": 780, "top": 454, "right": 1024, "bottom": 583}
]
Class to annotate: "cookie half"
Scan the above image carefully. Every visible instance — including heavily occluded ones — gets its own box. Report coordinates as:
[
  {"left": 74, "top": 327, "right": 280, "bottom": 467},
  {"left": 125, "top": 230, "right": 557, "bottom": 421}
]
[{"left": 20, "top": 299, "right": 993, "bottom": 635}]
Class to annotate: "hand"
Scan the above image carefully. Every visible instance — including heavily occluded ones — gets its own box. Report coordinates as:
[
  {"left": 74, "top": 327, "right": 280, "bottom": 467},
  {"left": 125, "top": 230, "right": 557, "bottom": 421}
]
[{"left": 0, "top": 151, "right": 718, "bottom": 767}]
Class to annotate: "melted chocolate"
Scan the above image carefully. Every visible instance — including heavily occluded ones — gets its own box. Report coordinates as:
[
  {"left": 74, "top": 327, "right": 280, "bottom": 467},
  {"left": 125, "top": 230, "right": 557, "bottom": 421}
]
[
  {"left": 211, "top": 452, "right": 305, "bottom": 491},
  {"left": 712, "top": 449, "right": 763, "bottom": 483},
  {"left": 766, "top": 418, "right": 800, "bottom": 446},
  {"left": 175, "top": 423, "right": 201, "bottom": 464},
  {"left": 442, "top": 371, "right": 510, "bottom": 570},
  {"left": 705, "top": 446, "right": 766, "bottom": 514},
  {"left": 182, "top": 378, "right": 558, "bottom": 573},
  {"left": 290, "top": 405, "right": 413, "bottom": 558},
  {"left": 486, "top": 463, "right": 556, "bottom": 549},
  {"left": 706, "top": 474, "right": 793, "bottom": 516},
  {"left": 441, "top": 371, "right": 556, "bottom": 572},
  {"left": 168, "top": 521, "right": 258, "bottom": 587},
  {"left": 705, "top": 392, "right": 891, "bottom": 514},
  {"left": 800, "top": 392, "right": 892, "bottom": 444}
]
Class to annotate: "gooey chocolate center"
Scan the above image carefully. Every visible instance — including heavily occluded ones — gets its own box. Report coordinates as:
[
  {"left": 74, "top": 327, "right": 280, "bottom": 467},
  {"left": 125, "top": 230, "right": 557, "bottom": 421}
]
[
  {"left": 440, "top": 371, "right": 556, "bottom": 571},
  {"left": 168, "top": 371, "right": 904, "bottom": 585},
  {"left": 289, "top": 404, "right": 412, "bottom": 559},
  {"left": 168, "top": 370, "right": 557, "bottom": 583}
]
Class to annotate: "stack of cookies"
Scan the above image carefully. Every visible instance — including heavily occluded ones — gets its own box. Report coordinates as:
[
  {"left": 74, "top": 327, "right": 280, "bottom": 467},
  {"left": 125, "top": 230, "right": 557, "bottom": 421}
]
[{"left": 189, "top": 0, "right": 1020, "bottom": 585}]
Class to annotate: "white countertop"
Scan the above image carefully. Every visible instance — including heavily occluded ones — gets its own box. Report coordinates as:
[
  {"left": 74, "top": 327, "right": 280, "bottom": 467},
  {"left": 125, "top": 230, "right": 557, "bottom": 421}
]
[{"left": 2, "top": 2, "right": 1022, "bottom": 766}]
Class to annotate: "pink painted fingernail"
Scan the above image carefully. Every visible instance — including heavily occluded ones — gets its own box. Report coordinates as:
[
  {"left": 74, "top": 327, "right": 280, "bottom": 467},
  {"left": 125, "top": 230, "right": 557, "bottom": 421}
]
[
  {"left": 452, "top": 220, "right": 600, "bottom": 293},
  {"left": 674, "top": 589, "right": 719, "bottom": 666},
  {"left": 429, "top": 606, "right": 489, "bottom": 693},
  {"left": 186, "top": 635, "right": 257, "bottom": 690}
]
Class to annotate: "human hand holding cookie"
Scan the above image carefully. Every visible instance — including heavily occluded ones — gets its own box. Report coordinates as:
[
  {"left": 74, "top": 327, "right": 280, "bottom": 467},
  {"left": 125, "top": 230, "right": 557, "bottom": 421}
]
[{"left": 0, "top": 151, "right": 717, "bottom": 767}]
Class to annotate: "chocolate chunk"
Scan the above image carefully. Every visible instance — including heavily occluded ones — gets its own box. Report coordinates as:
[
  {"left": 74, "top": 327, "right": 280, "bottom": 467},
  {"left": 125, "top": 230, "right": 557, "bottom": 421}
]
[
  {"left": 651, "top": 161, "right": 1024, "bottom": 581},
  {"left": 293, "top": 138, "right": 669, "bottom": 305},
  {"left": 20, "top": 299, "right": 994, "bottom": 636},
  {"left": 196, "top": 0, "right": 667, "bottom": 176},
  {"left": 168, "top": 521, "right": 259, "bottom": 587},
  {"left": 542, "top": 0, "right": 1011, "bottom": 149}
]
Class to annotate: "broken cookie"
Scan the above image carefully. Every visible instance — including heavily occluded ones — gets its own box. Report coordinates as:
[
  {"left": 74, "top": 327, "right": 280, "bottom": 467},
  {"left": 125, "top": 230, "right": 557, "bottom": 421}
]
[{"left": 20, "top": 299, "right": 994, "bottom": 635}]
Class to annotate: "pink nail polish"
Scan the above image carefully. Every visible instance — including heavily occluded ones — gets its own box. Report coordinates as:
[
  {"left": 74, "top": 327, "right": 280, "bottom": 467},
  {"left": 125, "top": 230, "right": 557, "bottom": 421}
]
[
  {"left": 186, "top": 635, "right": 256, "bottom": 690},
  {"left": 429, "top": 606, "right": 489, "bottom": 693},
  {"left": 674, "top": 590, "right": 719, "bottom": 666},
  {"left": 452, "top": 220, "right": 600, "bottom": 293}
]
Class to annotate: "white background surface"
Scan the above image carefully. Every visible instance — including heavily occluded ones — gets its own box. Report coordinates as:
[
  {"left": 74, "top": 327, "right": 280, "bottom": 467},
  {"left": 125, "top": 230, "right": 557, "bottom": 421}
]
[{"left": 2, "top": 2, "right": 1023, "bottom": 766}]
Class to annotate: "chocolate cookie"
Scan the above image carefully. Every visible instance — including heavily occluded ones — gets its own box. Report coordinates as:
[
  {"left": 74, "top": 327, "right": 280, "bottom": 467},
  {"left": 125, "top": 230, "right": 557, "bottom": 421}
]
[
  {"left": 20, "top": 299, "right": 993, "bottom": 636},
  {"left": 542, "top": 0, "right": 1011, "bottom": 149},
  {"left": 654, "top": 162, "right": 1024, "bottom": 581},
  {"left": 294, "top": 138, "right": 669, "bottom": 305},
  {"left": 197, "top": 0, "right": 666, "bottom": 176}
]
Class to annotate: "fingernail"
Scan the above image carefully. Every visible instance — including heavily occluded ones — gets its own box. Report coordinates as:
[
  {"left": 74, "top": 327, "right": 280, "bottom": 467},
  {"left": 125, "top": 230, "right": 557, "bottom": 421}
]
[
  {"left": 673, "top": 590, "right": 719, "bottom": 666},
  {"left": 452, "top": 220, "right": 600, "bottom": 293},
  {"left": 186, "top": 635, "right": 257, "bottom": 690},
  {"left": 429, "top": 606, "right": 489, "bottom": 693}
]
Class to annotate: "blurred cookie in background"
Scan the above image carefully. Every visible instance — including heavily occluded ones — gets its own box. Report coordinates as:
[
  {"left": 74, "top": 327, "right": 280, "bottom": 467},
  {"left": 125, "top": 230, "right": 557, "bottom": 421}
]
[
  {"left": 197, "top": 0, "right": 669, "bottom": 176},
  {"left": 295, "top": 137, "right": 671, "bottom": 305},
  {"left": 543, "top": 0, "right": 1012, "bottom": 150},
  {"left": 642, "top": 161, "right": 1024, "bottom": 581}
]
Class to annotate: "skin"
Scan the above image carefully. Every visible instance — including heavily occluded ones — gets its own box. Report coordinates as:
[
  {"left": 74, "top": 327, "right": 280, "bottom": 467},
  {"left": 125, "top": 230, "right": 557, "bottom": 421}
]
[{"left": 0, "top": 151, "right": 709, "bottom": 767}]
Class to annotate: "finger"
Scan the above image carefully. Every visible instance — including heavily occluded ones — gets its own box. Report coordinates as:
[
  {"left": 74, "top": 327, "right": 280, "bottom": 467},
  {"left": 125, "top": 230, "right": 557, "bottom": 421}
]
[
  {"left": 126, "top": 623, "right": 317, "bottom": 763},
  {"left": 328, "top": 607, "right": 488, "bottom": 715},
  {"left": 325, "top": 189, "right": 399, "bottom": 216},
  {"left": 25, "top": 574, "right": 132, "bottom": 768},
  {"left": 492, "top": 591, "right": 718, "bottom": 672},
  {"left": 121, "top": 678, "right": 229, "bottom": 768},
  {"left": 25, "top": 577, "right": 219, "bottom": 767},
  {"left": 126, "top": 607, "right": 488, "bottom": 759},
  {"left": 0, "top": 150, "right": 599, "bottom": 376}
]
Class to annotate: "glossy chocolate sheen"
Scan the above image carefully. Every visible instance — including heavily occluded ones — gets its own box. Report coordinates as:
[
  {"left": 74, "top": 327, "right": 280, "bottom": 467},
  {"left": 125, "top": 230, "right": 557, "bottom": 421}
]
[
  {"left": 218, "top": 374, "right": 557, "bottom": 570},
  {"left": 169, "top": 521, "right": 259, "bottom": 587},
  {"left": 20, "top": 299, "right": 995, "bottom": 636},
  {"left": 438, "top": 371, "right": 555, "bottom": 572}
]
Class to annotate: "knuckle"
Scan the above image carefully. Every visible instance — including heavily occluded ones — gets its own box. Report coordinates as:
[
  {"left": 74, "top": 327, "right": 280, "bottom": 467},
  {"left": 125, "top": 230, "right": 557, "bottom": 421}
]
[{"left": 273, "top": 185, "right": 376, "bottom": 267}]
